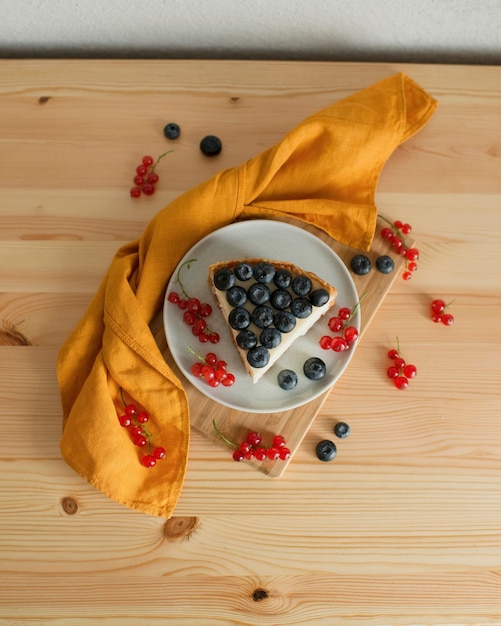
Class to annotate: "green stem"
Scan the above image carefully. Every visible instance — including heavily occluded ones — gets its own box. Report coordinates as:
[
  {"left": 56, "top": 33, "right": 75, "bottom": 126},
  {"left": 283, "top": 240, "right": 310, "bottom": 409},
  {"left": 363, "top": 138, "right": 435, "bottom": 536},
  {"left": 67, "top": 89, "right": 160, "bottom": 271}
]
[
  {"left": 151, "top": 150, "right": 173, "bottom": 173},
  {"left": 346, "top": 290, "right": 369, "bottom": 325},
  {"left": 172, "top": 258, "right": 197, "bottom": 299},
  {"left": 188, "top": 345, "right": 206, "bottom": 363},
  {"left": 212, "top": 419, "right": 237, "bottom": 449}
]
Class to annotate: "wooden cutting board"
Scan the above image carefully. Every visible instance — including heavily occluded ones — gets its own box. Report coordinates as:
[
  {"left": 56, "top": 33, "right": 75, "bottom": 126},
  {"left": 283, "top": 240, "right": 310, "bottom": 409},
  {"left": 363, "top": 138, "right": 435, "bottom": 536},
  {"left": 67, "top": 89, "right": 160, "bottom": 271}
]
[{"left": 153, "top": 214, "right": 414, "bottom": 476}]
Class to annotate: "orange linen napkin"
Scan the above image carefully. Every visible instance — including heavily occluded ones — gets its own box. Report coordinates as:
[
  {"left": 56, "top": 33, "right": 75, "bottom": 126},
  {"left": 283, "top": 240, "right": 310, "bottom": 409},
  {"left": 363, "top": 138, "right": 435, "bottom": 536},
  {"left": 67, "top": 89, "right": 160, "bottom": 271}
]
[{"left": 57, "top": 72, "right": 437, "bottom": 517}]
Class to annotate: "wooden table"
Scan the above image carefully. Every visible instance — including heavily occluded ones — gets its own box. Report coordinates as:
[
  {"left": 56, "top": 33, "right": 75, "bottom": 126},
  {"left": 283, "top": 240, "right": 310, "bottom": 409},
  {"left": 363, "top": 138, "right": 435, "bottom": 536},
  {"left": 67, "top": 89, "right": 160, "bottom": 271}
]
[{"left": 1, "top": 60, "right": 500, "bottom": 625}]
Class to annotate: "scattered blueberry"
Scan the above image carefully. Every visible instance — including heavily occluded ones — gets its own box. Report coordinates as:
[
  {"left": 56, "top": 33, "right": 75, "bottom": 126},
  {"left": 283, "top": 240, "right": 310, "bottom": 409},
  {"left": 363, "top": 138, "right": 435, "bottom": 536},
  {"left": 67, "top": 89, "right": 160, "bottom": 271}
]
[
  {"left": 303, "top": 357, "right": 326, "bottom": 381},
  {"left": 247, "top": 283, "right": 270, "bottom": 306},
  {"left": 236, "top": 329, "right": 257, "bottom": 350},
  {"left": 291, "top": 275, "right": 312, "bottom": 296},
  {"left": 274, "top": 269, "right": 292, "bottom": 289},
  {"left": 226, "top": 286, "right": 247, "bottom": 307},
  {"left": 247, "top": 346, "right": 270, "bottom": 368},
  {"left": 309, "top": 288, "right": 329, "bottom": 307},
  {"left": 228, "top": 307, "right": 251, "bottom": 330},
  {"left": 200, "top": 135, "right": 222, "bottom": 156},
  {"left": 259, "top": 327, "right": 282, "bottom": 349},
  {"left": 270, "top": 288, "right": 292, "bottom": 310},
  {"left": 163, "top": 122, "right": 181, "bottom": 139},
  {"left": 316, "top": 439, "right": 337, "bottom": 462},
  {"left": 277, "top": 369, "right": 298, "bottom": 390},
  {"left": 334, "top": 422, "right": 350, "bottom": 439},
  {"left": 291, "top": 297, "right": 313, "bottom": 319},
  {"left": 350, "top": 254, "right": 372, "bottom": 276},
  {"left": 251, "top": 306, "right": 274, "bottom": 329},
  {"left": 234, "top": 262, "right": 253, "bottom": 281},
  {"left": 376, "top": 255, "right": 395, "bottom": 274},
  {"left": 213, "top": 268, "right": 235, "bottom": 290},
  {"left": 253, "top": 262, "right": 275, "bottom": 284},
  {"left": 274, "top": 310, "right": 296, "bottom": 333}
]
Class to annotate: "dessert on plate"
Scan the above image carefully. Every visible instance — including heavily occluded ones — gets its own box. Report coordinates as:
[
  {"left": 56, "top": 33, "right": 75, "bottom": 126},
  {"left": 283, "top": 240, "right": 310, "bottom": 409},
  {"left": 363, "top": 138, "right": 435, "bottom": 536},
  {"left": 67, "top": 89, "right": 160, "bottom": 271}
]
[{"left": 208, "top": 259, "right": 337, "bottom": 383}]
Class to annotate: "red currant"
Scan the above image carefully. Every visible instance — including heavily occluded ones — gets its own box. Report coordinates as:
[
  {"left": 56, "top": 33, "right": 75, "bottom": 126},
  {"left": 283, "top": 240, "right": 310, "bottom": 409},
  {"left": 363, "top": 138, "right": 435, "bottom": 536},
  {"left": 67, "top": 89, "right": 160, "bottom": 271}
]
[
  {"left": 406, "top": 248, "right": 419, "bottom": 261},
  {"left": 388, "top": 349, "right": 399, "bottom": 360},
  {"left": 332, "top": 336, "right": 349, "bottom": 352},
  {"left": 141, "top": 454, "right": 157, "bottom": 468},
  {"left": 147, "top": 172, "right": 159, "bottom": 184},
  {"left": 431, "top": 299, "right": 445, "bottom": 314},
  {"left": 338, "top": 307, "right": 351, "bottom": 320},
  {"left": 272, "top": 435, "right": 286, "bottom": 448},
  {"left": 136, "top": 165, "right": 148, "bottom": 176},
  {"left": 381, "top": 227, "right": 394, "bottom": 240},
  {"left": 133, "top": 175, "right": 145, "bottom": 186},
  {"left": 130, "top": 186, "right": 141, "bottom": 198},
  {"left": 267, "top": 447, "right": 280, "bottom": 460},
  {"left": 343, "top": 326, "right": 359, "bottom": 343},
  {"left": 136, "top": 411, "right": 149, "bottom": 424},
  {"left": 328, "top": 317, "right": 344, "bottom": 333},
  {"left": 402, "top": 271, "right": 412, "bottom": 280},
  {"left": 118, "top": 414, "right": 131, "bottom": 427},
  {"left": 394, "top": 376, "right": 409, "bottom": 390},
  {"left": 442, "top": 313, "right": 454, "bottom": 326},
  {"left": 401, "top": 223, "right": 412, "bottom": 234},
  {"left": 168, "top": 292, "right": 180, "bottom": 304},
  {"left": 387, "top": 366, "right": 400, "bottom": 379},
  {"left": 133, "top": 434, "right": 148, "bottom": 447},
  {"left": 403, "top": 364, "right": 417, "bottom": 378},
  {"left": 222, "top": 373, "right": 235, "bottom": 386},
  {"left": 153, "top": 447, "right": 166, "bottom": 459},
  {"left": 232, "top": 450, "right": 245, "bottom": 462},
  {"left": 279, "top": 447, "right": 291, "bottom": 460},
  {"left": 205, "top": 352, "right": 217, "bottom": 365},
  {"left": 254, "top": 447, "right": 268, "bottom": 461},
  {"left": 320, "top": 335, "right": 333, "bottom": 350},
  {"left": 142, "top": 183, "right": 155, "bottom": 196},
  {"left": 142, "top": 155, "right": 154, "bottom": 167},
  {"left": 246, "top": 432, "right": 262, "bottom": 447}
]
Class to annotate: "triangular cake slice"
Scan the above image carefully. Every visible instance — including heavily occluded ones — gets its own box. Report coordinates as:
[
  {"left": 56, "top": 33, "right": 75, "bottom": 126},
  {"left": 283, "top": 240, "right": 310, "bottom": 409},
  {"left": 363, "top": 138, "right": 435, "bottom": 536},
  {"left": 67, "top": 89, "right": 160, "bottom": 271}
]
[{"left": 208, "top": 259, "right": 337, "bottom": 383}]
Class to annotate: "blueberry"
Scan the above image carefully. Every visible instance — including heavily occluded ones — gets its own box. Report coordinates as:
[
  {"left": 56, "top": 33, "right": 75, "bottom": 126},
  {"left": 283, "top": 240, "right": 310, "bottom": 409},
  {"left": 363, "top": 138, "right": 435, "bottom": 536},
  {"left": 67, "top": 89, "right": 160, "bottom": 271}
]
[
  {"left": 163, "top": 122, "right": 181, "bottom": 140},
  {"left": 251, "top": 306, "right": 274, "bottom": 329},
  {"left": 253, "top": 262, "right": 275, "bottom": 284},
  {"left": 247, "top": 283, "right": 270, "bottom": 306},
  {"left": 270, "top": 288, "right": 292, "bottom": 310},
  {"left": 200, "top": 135, "right": 222, "bottom": 156},
  {"left": 303, "top": 357, "right": 326, "bottom": 380},
  {"left": 228, "top": 307, "right": 251, "bottom": 330},
  {"left": 236, "top": 329, "right": 257, "bottom": 350},
  {"left": 277, "top": 369, "right": 298, "bottom": 390},
  {"left": 291, "top": 275, "right": 312, "bottom": 296},
  {"left": 274, "top": 269, "right": 292, "bottom": 289},
  {"left": 315, "top": 439, "right": 337, "bottom": 462},
  {"left": 260, "top": 327, "right": 282, "bottom": 349},
  {"left": 247, "top": 346, "right": 270, "bottom": 369},
  {"left": 226, "top": 286, "right": 247, "bottom": 307},
  {"left": 213, "top": 268, "right": 235, "bottom": 291},
  {"left": 334, "top": 421, "right": 350, "bottom": 439},
  {"left": 310, "top": 288, "right": 329, "bottom": 307},
  {"left": 234, "top": 262, "right": 253, "bottom": 281},
  {"left": 274, "top": 310, "right": 296, "bottom": 333},
  {"left": 376, "top": 255, "right": 395, "bottom": 274},
  {"left": 350, "top": 254, "right": 372, "bottom": 276},
  {"left": 291, "top": 297, "right": 312, "bottom": 319}
]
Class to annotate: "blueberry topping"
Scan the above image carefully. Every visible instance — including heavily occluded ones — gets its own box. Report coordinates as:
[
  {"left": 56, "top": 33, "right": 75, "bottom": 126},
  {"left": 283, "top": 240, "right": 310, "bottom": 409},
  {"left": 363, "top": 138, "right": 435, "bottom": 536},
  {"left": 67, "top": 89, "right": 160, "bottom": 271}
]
[
  {"left": 253, "top": 262, "right": 275, "bottom": 284},
  {"left": 259, "top": 327, "right": 282, "bottom": 349},
  {"left": 310, "top": 288, "right": 330, "bottom": 307},
  {"left": 251, "top": 306, "right": 274, "bottom": 329},
  {"left": 234, "top": 262, "right": 254, "bottom": 281},
  {"left": 376, "top": 255, "right": 395, "bottom": 274},
  {"left": 247, "top": 283, "right": 270, "bottom": 306},
  {"left": 277, "top": 369, "right": 298, "bottom": 390},
  {"left": 200, "top": 135, "right": 222, "bottom": 156},
  {"left": 270, "top": 288, "right": 292, "bottom": 310},
  {"left": 334, "top": 421, "right": 350, "bottom": 439},
  {"left": 247, "top": 346, "right": 270, "bottom": 369},
  {"left": 226, "top": 286, "right": 247, "bottom": 307},
  {"left": 228, "top": 307, "right": 251, "bottom": 330},
  {"left": 303, "top": 357, "right": 327, "bottom": 380},
  {"left": 291, "top": 297, "right": 313, "bottom": 319},
  {"left": 291, "top": 275, "right": 312, "bottom": 296},
  {"left": 315, "top": 439, "right": 337, "bottom": 462},
  {"left": 236, "top": 329, "right": 257, "bottom": 350},
  {"left": 213, "top": 268, "right": 235, "bottom": 291},
  {"left": 163, "top": 122, "right": 181, "bottom": 140},
  {"left": 274, "top": 269, "right": 292, "bottom": 289},
  {"left": 350, "top": 254, "right": 372, "bottom": 276},
  {"left": 274, "top": 310, "right": 296, "bottom": 333}
]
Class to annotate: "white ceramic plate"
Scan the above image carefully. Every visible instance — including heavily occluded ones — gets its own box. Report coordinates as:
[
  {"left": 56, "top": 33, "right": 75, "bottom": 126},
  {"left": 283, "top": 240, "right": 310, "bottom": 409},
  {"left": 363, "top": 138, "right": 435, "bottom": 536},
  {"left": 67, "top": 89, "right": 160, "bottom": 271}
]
[{"left": 163, "top": 220, "right": 360, "bottom": 413}]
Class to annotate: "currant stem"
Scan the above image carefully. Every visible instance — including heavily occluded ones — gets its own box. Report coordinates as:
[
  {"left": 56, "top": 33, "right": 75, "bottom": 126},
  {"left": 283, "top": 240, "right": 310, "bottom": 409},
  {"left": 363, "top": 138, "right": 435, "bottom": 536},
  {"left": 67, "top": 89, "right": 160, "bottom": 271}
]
[
  {"left": 173, "top": 258, "right": 197, "bottom": 299},
  {"left": 151, "top": 150, "right": 173, "bottom": 172},
  {"left": 346, "top": 290, "right": 369, "bottom": 324},
  {"left": 212, "top": 419, "right": 237, "bottom": 448},
  {"left": 188, "top": 345, "right": 207, "bottom": 363}
]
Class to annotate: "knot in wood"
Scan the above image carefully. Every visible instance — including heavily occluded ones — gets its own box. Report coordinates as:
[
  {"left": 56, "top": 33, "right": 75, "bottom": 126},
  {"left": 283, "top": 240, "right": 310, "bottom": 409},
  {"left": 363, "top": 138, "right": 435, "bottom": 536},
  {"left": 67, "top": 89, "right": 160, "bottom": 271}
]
[
  {"left": 38, "top": 96, "right": 51, "bottom": 104},
  {"left": 61, "top": 496, "right": 79, "bottom": 515},
  {"left": 252, "top": 588, "right": 269, "bottom": 602},
  {"left": 163, "top": 516, "right": 199, "bottom": 542}
]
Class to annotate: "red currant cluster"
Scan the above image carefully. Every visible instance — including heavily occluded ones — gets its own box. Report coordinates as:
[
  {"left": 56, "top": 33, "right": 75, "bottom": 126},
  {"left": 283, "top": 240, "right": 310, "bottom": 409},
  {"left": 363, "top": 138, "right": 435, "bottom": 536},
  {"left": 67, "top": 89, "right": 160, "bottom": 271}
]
[
  {"left": 168, "top": 259, "right": 219, "bottom": 344},
  {"left": 117, "top": 395, "right": 166, "bottom": 468},
  {"left": 380, "top": 217, "right": 420, "bottom": 280},
  {"left": 213, "top": 420, "right": 290, "bottom": 462},
  {"left": 190, "top": 349, "right": 235, "bottom": 388},
  {"left": 386, "top": 338, "right": 417, "bottom": 390},
  {"left": 431, "top": 298, "right": 455, "bottom": 326},
  {"left": 129, "top": 151, "right": 172, "bottom": 198},
  {"left": 319, "top": 292, "right": 367, "bottom": 353}
]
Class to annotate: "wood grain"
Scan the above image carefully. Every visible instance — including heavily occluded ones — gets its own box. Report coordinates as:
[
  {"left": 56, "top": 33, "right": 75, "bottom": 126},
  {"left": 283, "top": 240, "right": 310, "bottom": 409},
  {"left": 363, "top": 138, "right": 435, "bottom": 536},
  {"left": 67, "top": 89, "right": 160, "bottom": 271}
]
[{"left": 1, "top": 59, "right": 501, "bottom": 625}]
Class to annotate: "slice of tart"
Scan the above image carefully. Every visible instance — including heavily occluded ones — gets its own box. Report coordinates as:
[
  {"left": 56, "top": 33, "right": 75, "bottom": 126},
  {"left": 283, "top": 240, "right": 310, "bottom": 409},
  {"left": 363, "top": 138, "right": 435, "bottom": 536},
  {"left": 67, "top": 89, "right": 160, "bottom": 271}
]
[{"left": 208, "top": 259, "right": 337, "bottom": 384}]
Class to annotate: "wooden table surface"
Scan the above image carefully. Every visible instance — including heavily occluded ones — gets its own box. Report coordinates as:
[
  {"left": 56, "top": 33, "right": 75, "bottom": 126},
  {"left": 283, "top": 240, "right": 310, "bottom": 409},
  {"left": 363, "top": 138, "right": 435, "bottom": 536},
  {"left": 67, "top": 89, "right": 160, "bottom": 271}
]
[{"left": 1, "top": 59, "right": 500, "bottom": 625}]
